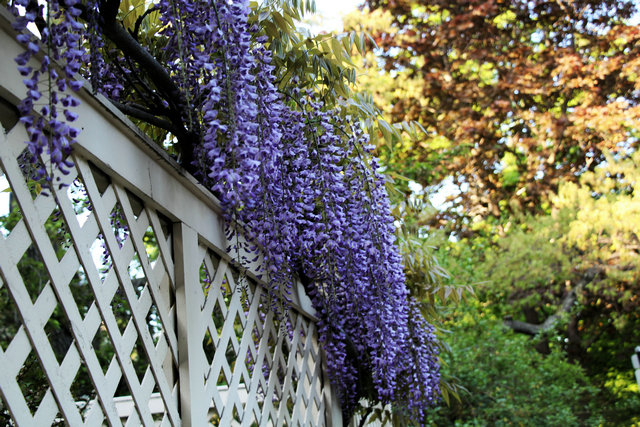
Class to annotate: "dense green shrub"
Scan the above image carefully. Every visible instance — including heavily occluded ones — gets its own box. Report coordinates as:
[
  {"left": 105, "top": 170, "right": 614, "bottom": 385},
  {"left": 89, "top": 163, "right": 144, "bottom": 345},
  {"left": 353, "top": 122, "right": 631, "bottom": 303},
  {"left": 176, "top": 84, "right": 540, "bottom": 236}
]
[{"left": 425, "top": 305, "right": 601, "bottom": 426}]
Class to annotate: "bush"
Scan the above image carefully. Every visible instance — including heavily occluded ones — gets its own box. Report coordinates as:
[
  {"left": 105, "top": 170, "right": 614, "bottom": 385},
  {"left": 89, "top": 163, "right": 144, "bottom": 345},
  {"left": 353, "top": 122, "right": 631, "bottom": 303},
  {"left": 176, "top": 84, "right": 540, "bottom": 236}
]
[{"left": 426, "top": 305, "right": 601, "bottom": 426}]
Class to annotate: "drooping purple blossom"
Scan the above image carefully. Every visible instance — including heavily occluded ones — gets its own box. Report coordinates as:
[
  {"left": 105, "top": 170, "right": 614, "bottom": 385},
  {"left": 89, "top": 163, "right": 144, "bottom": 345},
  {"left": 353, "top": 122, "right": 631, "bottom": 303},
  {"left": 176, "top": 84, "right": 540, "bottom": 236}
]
[
  {"left": 10, "top": 0, "right": 86, "bottom": 186},
  {"left": 10, "top": 0, "right": 441, "bottom": 421}
]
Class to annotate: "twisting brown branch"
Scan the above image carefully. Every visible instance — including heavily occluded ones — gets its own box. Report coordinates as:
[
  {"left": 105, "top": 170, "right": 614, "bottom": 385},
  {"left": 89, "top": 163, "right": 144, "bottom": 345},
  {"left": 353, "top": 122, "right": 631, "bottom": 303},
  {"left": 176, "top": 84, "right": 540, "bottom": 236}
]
[
  {"left": 76, "top": 0, "right": 198, "bottom": 167},
  {"left": 503, "top": 267, "right": 602, "bottom": 336}
]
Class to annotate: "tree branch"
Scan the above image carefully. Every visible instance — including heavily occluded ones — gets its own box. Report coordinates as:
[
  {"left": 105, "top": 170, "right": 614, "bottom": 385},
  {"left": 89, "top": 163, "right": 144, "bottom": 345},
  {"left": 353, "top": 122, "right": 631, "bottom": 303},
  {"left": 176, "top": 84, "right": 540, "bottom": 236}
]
[
  {"left": 357, "top": 406, "right": 373, "bottom": 427},
  {"left": 131, "top": 6, "right": 158, "bottom": 41},
  {"left": 504, "top": 267, "right": 602, "bottom": 336},
  {"left": 110, "top": 100, "right": 177, "bottom": 133},
  {"left": 85, "top": 0, "right": 199, "bottom": 167},
  {"left": 98, "top": 10, "right": 182, "bottom": 107}
]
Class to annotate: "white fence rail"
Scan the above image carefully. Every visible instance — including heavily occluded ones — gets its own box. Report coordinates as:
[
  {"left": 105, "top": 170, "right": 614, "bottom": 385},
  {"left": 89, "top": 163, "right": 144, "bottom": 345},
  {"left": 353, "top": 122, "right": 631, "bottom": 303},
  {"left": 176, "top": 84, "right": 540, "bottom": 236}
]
[{"left": 0, "top": 10, "right": 341, "bottom": 426}]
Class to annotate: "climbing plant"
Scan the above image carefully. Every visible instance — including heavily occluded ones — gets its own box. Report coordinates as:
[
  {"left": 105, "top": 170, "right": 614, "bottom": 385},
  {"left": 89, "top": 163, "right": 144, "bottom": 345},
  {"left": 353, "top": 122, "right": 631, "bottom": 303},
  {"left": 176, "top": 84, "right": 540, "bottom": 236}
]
[{"left": 4, "top": 0, "right": 440, "bottom": 422}]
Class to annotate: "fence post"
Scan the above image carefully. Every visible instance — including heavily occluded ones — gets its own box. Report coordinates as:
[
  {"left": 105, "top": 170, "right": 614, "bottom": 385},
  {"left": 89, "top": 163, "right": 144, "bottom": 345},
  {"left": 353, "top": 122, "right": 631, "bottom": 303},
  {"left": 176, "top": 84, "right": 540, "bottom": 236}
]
[
  {"left": 632, "top": 346, "right": 640, "bottom": 391},
  {"left": 174, "top": 222, "right": 206, "bottom": 426},
  {"left": 322, "top": 352, "right": 343, "bottom": 427}
]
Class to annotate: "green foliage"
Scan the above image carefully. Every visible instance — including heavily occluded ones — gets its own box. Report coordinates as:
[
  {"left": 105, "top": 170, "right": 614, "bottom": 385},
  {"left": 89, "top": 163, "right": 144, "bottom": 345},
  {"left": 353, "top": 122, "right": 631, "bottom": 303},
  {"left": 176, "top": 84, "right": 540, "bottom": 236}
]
[
  {"left": 479, "top": 152, "right": 640, "bottom": 338},
  {"left": 479, "top": 211, "right": 574, "bottom": 314},
  {"left": 342, "top": 1, "right": 640, "bottom": 424},
  {"left": 349, "top": 0, "right": 640, "bottom": 232},
  {"left": 597, "top": 369, "right": 640, "bottom": 424},
  {"left": 422, "top": 152, "right": 640, "bottom": 424},
  {"left": 424, "top": 304, "right": 601, "bottom": 426}
]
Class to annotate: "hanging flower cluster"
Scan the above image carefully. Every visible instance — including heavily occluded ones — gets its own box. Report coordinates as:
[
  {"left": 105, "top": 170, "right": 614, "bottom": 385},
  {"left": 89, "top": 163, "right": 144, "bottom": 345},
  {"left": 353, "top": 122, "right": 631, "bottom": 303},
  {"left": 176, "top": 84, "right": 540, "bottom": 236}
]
[
  {"left": 10, "top": 0, "right": 87, "bottom": 185},
  {"left": 9, "top": 0, "right": 440, "bottom": 421}
]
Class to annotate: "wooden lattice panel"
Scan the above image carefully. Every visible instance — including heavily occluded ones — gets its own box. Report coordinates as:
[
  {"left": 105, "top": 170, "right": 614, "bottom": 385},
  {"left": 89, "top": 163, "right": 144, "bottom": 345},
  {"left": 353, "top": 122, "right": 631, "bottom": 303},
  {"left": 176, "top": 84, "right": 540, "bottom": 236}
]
[
  {"left": 195, "top": 247, "right": 327, "bottom": 426},
  {"left": 0, "top": 124, "right": 179, "bottom": 426},
  {"left": 0, "top": 9, "right": 341, "bottom": 425}
]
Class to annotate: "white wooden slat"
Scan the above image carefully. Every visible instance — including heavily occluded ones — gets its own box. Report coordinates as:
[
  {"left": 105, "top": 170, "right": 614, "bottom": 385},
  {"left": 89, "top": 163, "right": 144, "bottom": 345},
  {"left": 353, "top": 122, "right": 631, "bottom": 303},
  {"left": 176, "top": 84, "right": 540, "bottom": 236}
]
[
  {"left": 206, "top": 271, "right": 246, "bottom": 403},
  {"left": 2, "top": 218, "right": 30, "bottom": 265},
  {"left": 4, "top": 326, "right": 31, "bottom": 376},
  {"left": 291, "top": 329, "right": 314, "bottom": 425},
  {"left": 59, "top": 345, "right": 82, "bottom": 389},
  {"left": 105, "top": 356, "right": 124, "bottom": 398},
  {"left": 0, "top": 123, "right": 30, "bottom": 159},
  {"left": 245, "top": 304, "right": 274, "bottom": 424},
  {"left": 148, "top": 209, "right": 175, "bottom": 286},
  {"left": 81, "top": 303, "right": 102, "bottom": 347},
  {"left": 153, "top": 271, "right": 179, "bottom": 362},
  {"left": 32, "top": 389, "right": 60, "bottom": 426},
  {"left": 281, "top": 317, "right": 305, "bottom": 405},
  {"left": 123, "top": 407, "right": 142, "bottom": 427},
  {"left": 302, "top": 337, "right": 324, "bottom": 425},
  {"left": 277, "top": 315, "right": 305, "bottom": 427},
  {"left": 32, "top": 283, "right": 58, "bottom": 326},
  {"left": 261, "top": 329, "right": 286, "bottom": 424},
  {"left": 83, "top": 398, "right": 106, "bottom": 427}
]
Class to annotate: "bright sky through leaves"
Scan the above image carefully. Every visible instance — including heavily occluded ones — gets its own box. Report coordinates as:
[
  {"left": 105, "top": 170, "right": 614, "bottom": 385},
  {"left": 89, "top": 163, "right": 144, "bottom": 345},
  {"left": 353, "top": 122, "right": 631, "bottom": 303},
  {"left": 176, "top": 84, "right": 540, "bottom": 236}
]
[{"left": 314, "top": 0, "right": 360, "bottom": 31}]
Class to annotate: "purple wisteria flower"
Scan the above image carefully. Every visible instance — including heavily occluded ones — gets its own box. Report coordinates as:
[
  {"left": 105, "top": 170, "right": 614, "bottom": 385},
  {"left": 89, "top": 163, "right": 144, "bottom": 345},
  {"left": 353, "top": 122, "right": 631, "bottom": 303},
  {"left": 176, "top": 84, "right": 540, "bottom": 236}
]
[
  {"left": 11, "top": 0, "right": 86, "bottom": 186},
  {"left": 10, "top": 0, "right": 441, "bottom": 421}
]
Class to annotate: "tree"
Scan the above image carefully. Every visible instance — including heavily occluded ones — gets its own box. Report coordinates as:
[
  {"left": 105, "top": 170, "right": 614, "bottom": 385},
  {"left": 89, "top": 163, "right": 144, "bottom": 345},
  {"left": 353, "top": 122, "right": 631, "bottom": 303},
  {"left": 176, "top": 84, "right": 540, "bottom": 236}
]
[
  {"left": 2, "top": 0, "right": 444, "bottom": 422},
  {"left": 350, "top": 0, "right": 640, "bottom": 229},
  {"left": 344, "top": 1, "right": 640, "bottom": 422},
  {"left": 478, "top": 153, "right": 640, "bottom": 422}
]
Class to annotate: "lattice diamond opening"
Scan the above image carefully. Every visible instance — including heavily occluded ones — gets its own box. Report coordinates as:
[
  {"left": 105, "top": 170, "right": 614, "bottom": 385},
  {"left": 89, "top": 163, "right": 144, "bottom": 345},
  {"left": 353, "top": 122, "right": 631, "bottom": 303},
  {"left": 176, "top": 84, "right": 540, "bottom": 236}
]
[
  {"left": 128, "top": 252, "right": 147, "bottom": 298},
  {"left": 110, "top": 284, "right": 133, "bottom": 335},
  {"left": 114, "top": 375, "right": 135, "bottom": 402},
  {"left": 130, "top": 333, "right": 152, "bottom": 384},
  {"left": 92, "top": 323, "right": 116, "bottom": 375},
  {"left": 109, "top": 202, "right": 130, "bottom": 249},
  {"left": 142, "top": 225, "right": 160, "bottom": 271},
  {"left": 68, "top": 265, "right": 92, "bottom": 319},
  {"left": 43, "top": 303, "right": 74, "bottom": 364},
  {"left": 0, "top": 277, "right": 21, "bottom": 351},
  {"left": 65, "top": 176, "right": 93, "bottom": 229},
  {"left": 145, "top": 305, "right": 165, "bottom": 347},
  {"left": 44, "top": 204, "right": 72, "bottom": 261},
  {"left": 203, "top": 328, "right": 216, "bottom": 367},
  {"left": 17, "top": 243, "right": 49, "bottom": 303},
  {"left": 16, "top": 348, "right": 49, "bottom": 416},
  {"left": 89, "top": 234, "right": 112, "bottom": 283}
]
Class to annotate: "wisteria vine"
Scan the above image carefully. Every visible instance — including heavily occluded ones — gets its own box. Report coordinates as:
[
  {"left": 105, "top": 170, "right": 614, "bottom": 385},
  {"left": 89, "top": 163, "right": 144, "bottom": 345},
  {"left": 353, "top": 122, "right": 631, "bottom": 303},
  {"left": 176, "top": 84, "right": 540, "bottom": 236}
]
[{"left": 7, "top": 0, "right": 440, "bottom": 421}]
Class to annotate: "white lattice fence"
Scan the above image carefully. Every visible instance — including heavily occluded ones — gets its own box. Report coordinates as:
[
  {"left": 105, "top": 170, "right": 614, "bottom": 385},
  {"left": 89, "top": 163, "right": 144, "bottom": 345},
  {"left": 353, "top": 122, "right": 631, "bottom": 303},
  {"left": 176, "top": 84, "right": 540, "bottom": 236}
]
[{"left": 0, "top": 9, "right": 340, "bottom": 426}]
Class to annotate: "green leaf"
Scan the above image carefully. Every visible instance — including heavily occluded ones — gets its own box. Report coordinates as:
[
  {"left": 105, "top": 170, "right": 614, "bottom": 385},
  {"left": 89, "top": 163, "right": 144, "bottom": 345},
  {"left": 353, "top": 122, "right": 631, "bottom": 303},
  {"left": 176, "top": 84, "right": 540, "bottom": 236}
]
[
  {"left": 441, "top": 385, "right": 450, "bottom": 405},
  {"left": 330, "top": 37, "right": 344, "bottom": 63},
  {"left": 272, "top": 12, "right": 291, "bottom": 32}
]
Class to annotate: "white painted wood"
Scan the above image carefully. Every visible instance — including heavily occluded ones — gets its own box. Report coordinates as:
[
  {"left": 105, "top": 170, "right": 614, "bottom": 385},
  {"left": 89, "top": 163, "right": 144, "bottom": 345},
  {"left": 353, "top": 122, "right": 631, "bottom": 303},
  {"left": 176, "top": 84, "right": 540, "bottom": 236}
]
[
  {"left": 633, "top": 349, "right": 640, "bottom": 390},
  {"left": 0, "top": 8, "right": 340, "bottom": 426}
]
